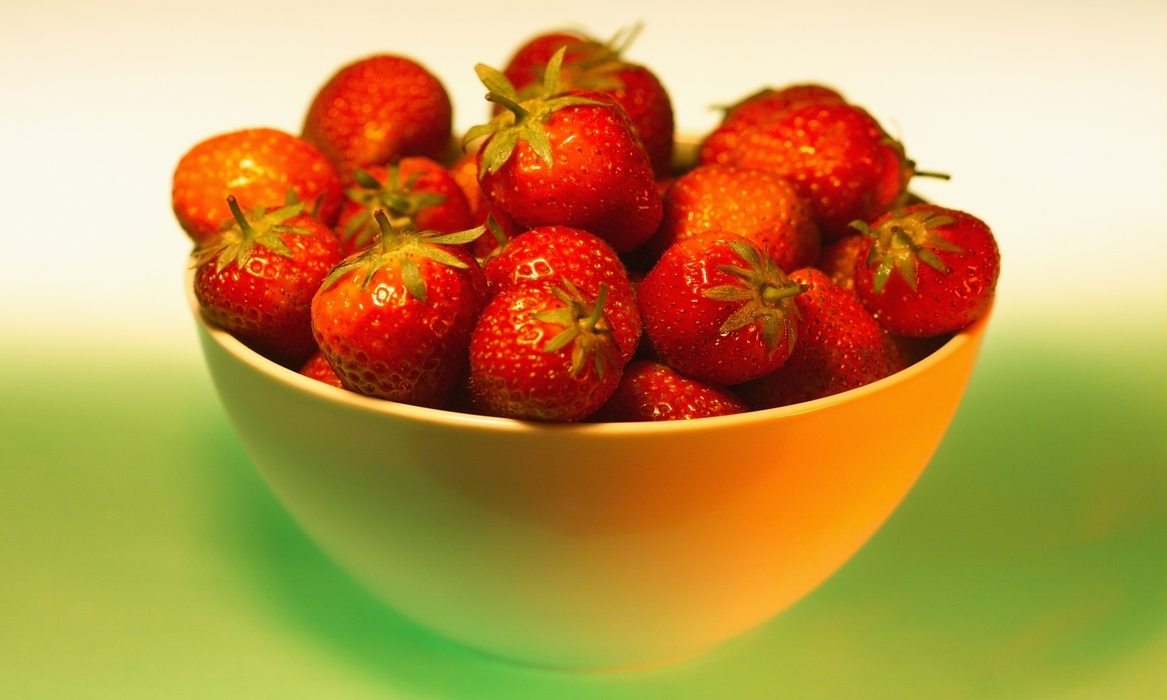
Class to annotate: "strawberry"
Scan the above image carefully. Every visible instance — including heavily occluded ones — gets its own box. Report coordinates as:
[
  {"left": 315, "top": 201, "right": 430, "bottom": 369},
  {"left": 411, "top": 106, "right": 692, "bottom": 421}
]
[
  {"left": 698, "top": 84, "right": 845, "bottom": 167},
  {"left": 465, "top": 47, "right": 663, "bottom": 253},
  {"left": 299, "top": 351, "right": 345, "bottom": 389},
  {"left": 851, "top": 204, "right": 1000, "bottom": 337},
  {"left": 469, "top": 279, "right": 624, "bottom": 422},
  {"left": 335, "top": 157, "right": 474, "bottom": 255},
  {"left": 483, "top": 225, "right": 641, "bottom": 364},
  {"left": 500, "top": 25, "right": 675, "bottom": 178},
  {"left": 589, "top": 360, "right": 748, "bottom": 422},
  {"left": 173, "top": 128, "right": 343, "bottom": 246},
  {"left": 638, "top": 230, "right": 803, "bottom": 386},
  {"left": 310, "top": 213, "right": 487, "bottom": 408},
  {"left": 735, "top": 268, "right": 905, "bottom": 409},
  {"left": 193, "top": 196, "right": 343, "bottom": 367},
  {"left": 730, "top": 101, "right": 913, "bottom": 241},
  {"left": 302, "top": 55, "right": 452, "bottom": 184},
  {"left": 649, "top": 163, "right": 821, "bottom": 272},
  {"left": 815, "top": 233, "right": 867, "bottom": 293}
]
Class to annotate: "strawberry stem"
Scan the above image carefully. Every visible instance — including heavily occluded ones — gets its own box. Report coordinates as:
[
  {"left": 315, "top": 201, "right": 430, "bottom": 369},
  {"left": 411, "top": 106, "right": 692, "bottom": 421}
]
[
  {"left": 581, "top": 283, "right": 609, "bottom": 332},
  {"left": 373, "top": 210, "right": 401, "bottom": 250},
  {"left": 486, "top": 92, "right": 530, "bottom": 123},
  {"left": 762, "top": 283, "right": 804, "bottom": 306},
  {"left": 226, "top": 195, "right": 255, "bottom": 238}
]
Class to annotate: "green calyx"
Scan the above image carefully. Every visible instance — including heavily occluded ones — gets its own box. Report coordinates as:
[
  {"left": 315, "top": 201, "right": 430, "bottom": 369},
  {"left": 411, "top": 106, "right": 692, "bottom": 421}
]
[
  {"left": 320, "top": 210, "right": 484, "bottom": 303},
  {"left": 194, "top": 195, "right": 309, "bottom": 274},
  {"left": 850, "top": 207, "right": 965, "bottom": 295},
  {"left": 341, "top": 165, "right": 448, "bottom": 250},
  {"left": 701, "top": 240, "right": 804, "bottom": 356},
  {"left": 532, "top": 279, "right": 617, "bottom": 379},
  {"left": 463, "top": 46, "right": 605, "bottom": 177}
]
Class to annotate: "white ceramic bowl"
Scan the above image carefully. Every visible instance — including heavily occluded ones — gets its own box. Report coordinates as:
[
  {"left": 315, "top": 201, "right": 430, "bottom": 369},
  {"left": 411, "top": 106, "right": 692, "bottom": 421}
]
[{"left": 191, "top": 286, "right": 990, "bottom": 670}]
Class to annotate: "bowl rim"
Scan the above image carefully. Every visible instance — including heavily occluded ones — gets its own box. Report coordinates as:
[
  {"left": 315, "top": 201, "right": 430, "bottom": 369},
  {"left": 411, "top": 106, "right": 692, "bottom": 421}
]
[{"left": 189, "top": 272, "right": 992, "bottom": 436}]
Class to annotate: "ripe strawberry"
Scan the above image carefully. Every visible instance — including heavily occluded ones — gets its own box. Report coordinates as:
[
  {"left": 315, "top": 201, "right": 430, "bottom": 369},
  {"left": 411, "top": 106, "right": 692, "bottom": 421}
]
[
  {"left": 638, "top": 230, "right": 803, "bottom": 385},
  {"left": 310, "top": 213, "right": 487, "bottom": 408},
  {"left": 335, "top": 157, "right": 474, "bottom": 255},
  {"left": 852, "top": 204, "right": 1000, "bottom": 337},
  {"left": 483, "top": 225, "right": 641, "bottom": 364},
  {"left": 730, "top": 101, "right": 913, "bottom": 241},
  {"left": 500, "top": 31, "right": 591, "bottom": 93},
  {"left": 815, "top": 233, "right": 867, "bottom": 293},
  {"left": 173, "top": 128, "right": 343, "bottom": 246},
  {"left": 500, "top": 26, "right": 675, "bottom": 178},
  {"left": 698, "top": 84, "right": 845, "bottom": 167},
  {"left": 589, "top": 360, "right": 748, "bottom": 422},
  {"left": 302, "top": 55, "right": 452, "bottom": 184},
  {"left": 649, "top": 163, "right": 820, "bottom": 271},
  {"left": 466, "top": 47, "right": 663, "bottom": 253},
  {"left": 469, "top": 279, "right": 624, "bottom": 422},
  {"left": 735, "top": 268, "right": 905, "bottom": 409},
  {"left": 299, "top": 351, "right": 345, "bottom": 389},
  {"left": 193, "top": 196, "right": 343, "bottom": 367}
]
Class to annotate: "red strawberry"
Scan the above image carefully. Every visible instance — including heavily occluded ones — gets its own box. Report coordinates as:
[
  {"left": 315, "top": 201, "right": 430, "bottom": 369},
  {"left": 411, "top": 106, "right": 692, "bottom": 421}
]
[
  {"left": 193, "top": 196, "right": 343, "bottom": 367},
  {"left": 638, "top": 230, "right": 803, "bottom": 385},
  {"left": 483, "top": 225, "right": 641, "bottom": 364},
  {"left": 852, "top": 204, "right": 1000, "bottom": 337},
  {"left": 698, "top": 84, "right": 845, "bottom": 167},
  {"left": 815, "top": 233, "right": 867, "bottom": 293},
  {"left": 173, "top": 128, "right": 343, "bottom": 246},
  {"left": 466, "top": 48, "right": 663, "bottom": 253},
  {"left": 735, "top": 268, "right": 905, "bottom": 409},
  {"left": 500, "top": 31, "right": 591, "bottom": 92},
  {"left": 649, "top": 163, "right": 821, "bottom": 271},
  {"left": 447, "top": 152, "right": 526, "bottom": 260},
  {"left": 590, "top": 360, "right": 748, "bottom": 422},
  {"left": 501, "top": 26, "right": 675, "bottom": 178},
  {"left": 302, "top": 55, "right": 452, "bottom": 184},
  {"left": 730, "top": 101, "right": 913, "bottom": 241},
  {"left": 469, "top": 279, "right": 624, "bottom": 422},
  {"left": 310, "top": 213, "right": 487, "bottom": 408},
  {"left": 335, "top": 157, "right": 474, "bottom": 255},
  {"left": 299, "top": 351, "right": 346, "bottom": 389}
]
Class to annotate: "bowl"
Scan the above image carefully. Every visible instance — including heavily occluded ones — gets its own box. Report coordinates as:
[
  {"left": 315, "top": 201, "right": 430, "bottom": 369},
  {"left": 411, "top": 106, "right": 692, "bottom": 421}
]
[{"left": 190, "top": 282, "right": 990, "bottom": 670}]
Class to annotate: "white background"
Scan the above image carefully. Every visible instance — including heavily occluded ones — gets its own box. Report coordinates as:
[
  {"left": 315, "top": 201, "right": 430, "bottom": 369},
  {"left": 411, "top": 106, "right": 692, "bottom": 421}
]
[{"left": 1, "top": 0, "right": 1163, "bottom": 349}]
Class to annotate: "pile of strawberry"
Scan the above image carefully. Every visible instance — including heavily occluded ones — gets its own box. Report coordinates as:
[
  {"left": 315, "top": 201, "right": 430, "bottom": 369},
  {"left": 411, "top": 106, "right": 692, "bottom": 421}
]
[{"left": 174, "top": 27, "right": 1000, "bottom": 423}]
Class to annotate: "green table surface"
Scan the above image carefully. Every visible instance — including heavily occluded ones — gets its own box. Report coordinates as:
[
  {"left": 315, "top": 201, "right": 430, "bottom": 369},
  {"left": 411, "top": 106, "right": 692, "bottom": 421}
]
[{"left": 2, "top": 321, "right": 1164, "bottom": 699}]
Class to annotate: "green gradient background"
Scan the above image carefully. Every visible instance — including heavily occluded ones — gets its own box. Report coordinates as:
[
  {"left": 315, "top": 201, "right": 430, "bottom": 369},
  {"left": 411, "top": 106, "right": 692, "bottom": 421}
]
[
  {"left": 3, "top": 319, "right": 1164, "bottom": 699},
  {"left": 2, "top": 0, "right": 1165, "bottom": 696}
]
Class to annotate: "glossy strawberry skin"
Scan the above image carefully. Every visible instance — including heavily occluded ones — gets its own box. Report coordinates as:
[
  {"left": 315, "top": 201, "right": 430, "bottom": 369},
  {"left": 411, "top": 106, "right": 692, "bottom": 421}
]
[
  {"left": 468, "top": 281, "right": 623, "bottom": 422},
  {"left": 589, "top": 360, "right": 747, "bottom": 422},
  {"left": 302, "top": 55, "right": 452, "bottom": 184},
  {"left": 194, "top": 213, "right": 343, "bottom": 368},
  {"left": 650, "top": 163, "right": 820, "bottom": 271},
  {"left": 335, "top": 157, "right": 474, "bottom": 255},
  {"left": 483, "top": 225, "right": 641, "bottom": 364},
  {"left": 310, "top": 246, "right": 487, "bottom": 408},
  {"left": 854, "top": 205, "right": 1000, "bottom": 337},
  {"left": 731, "top": 101, "right": 911, "bottom": 241},
  {"left": 477, "top": 90, "right": 663, "bottom": 253},
  {"left": 173, "top": 128, "right": 343, "bottom": 246},
  {"left": 637, "top": 230, "right": 800, "bottom": 386},
  {"left": 736, "top": 268, "right": 905, "bottom": 409},
  {"left": 698, "top": 84, "right": 845, "bottom": 167}
]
